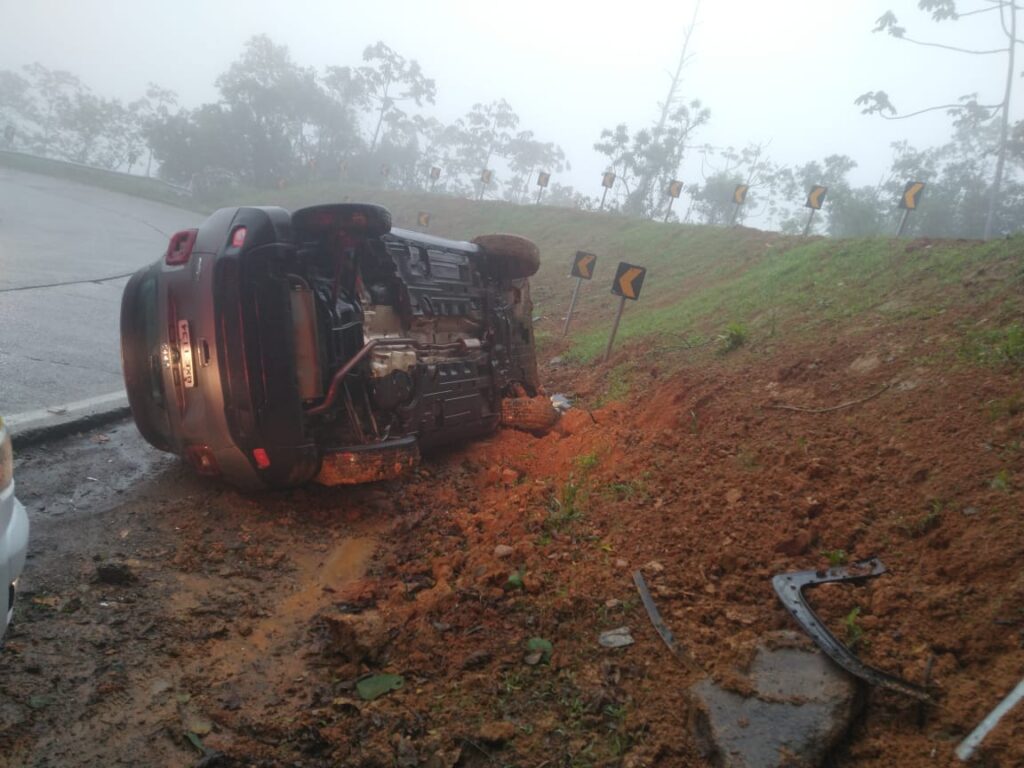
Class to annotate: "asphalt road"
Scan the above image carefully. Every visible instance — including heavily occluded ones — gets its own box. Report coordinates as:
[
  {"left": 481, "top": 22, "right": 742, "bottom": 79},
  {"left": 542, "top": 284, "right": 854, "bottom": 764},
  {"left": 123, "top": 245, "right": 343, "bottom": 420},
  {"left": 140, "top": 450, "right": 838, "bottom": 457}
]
[{"left": 0, "top": 167, "right": 200, "bottom": 415}]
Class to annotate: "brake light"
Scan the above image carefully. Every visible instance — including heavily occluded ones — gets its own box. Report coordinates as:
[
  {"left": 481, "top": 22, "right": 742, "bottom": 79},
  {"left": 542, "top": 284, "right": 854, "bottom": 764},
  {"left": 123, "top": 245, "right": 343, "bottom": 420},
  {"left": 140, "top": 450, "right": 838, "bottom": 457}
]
[
  {"left": 230, "top": 226, "right": 247, "bottom": 248},
  {"left": 252, "top": 448, "right": 271, "bottom": 469},
  {"left": 184, "top": 445, "right": 220, "bottom": 476},
  {"left": 166, "top": 229, "right": 198, "bottom": 266}
]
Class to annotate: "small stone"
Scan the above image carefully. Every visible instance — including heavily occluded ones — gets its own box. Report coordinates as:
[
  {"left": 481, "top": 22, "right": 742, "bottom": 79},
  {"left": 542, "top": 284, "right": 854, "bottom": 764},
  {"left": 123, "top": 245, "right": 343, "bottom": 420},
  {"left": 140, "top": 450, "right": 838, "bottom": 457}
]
[
  {"left": 962, "top": 506, "right": 979, "bottom": 516},
  {"left": 493, "top": 545, "right": 515, "bottom": 559},
  {"left": 605, "top": 598, "right": 623, "bottom": 610},
  {"left": 501, "top": 468, "right": 520, "bottom": 485},
  {"left": 478, "top": 721, "right": 516, "bottom": 745},
  {"left": 549, "top": 356, "right": 565, "bottom": 367},
  {"left": 614, "top": 558, "right": 629, "bottom": 570},
  {"left": 725, "top": 488, "right": 743, "bottom": 504},
  {"left": 643, "top": 560, "right": 665, "bottom": 575},
  {"left": 598, "top": 627, "right": 634, "bottom": 648}
]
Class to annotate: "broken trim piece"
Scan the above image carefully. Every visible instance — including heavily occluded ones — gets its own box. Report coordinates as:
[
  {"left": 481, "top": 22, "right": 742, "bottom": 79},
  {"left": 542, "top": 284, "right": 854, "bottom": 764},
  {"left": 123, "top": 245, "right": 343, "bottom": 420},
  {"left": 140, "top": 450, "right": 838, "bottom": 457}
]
[
  {"left": 633, "top": 570, "right": 695, "bottom": 669},
  {"left": 771, "top": 557, "right": 931, "bottom": 702},
  {"left": 955, "top": 676, "right": 1024, "bottom": 761}
]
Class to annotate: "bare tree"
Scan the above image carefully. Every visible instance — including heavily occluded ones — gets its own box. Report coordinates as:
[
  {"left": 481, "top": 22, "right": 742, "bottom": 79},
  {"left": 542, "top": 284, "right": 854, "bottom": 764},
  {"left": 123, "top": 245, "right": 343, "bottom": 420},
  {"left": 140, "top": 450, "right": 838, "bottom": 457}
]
[{"left": 856, "top": 0, "right": 1019, "bottom": 239}]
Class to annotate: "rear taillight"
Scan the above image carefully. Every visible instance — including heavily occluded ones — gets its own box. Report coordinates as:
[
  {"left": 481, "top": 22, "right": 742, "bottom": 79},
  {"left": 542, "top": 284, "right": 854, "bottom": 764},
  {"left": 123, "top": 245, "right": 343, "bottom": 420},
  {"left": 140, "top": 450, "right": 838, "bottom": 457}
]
[
  {"left": 230, "top": 226, "right": 247, "bottom": 248},
  {"left": 165, "top": 229, "right": 198, "bottom": 266},
  {"left": 0, "top": 422, "right": 13, "bottom": 491},
  {"left": 184, "top": 445, "right": 220, "bottom": 476},
  {"left": 252, "top": 448, "right": 271, "bottom": 470}
]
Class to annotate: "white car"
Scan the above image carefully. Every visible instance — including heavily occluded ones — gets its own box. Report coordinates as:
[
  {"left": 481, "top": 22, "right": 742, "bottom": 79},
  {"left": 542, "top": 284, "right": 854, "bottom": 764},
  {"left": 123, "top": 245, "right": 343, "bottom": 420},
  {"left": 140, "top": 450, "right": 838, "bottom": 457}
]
[{"left": 0, "top": 417, "right": 29, "bottom": 641}]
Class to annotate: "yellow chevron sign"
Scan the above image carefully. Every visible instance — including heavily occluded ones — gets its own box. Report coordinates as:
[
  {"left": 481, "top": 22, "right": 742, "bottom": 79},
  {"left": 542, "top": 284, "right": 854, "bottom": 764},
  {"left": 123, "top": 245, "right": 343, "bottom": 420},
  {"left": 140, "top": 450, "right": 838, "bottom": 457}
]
[
  {"left": 602, "top": 171, "right": 616, "bottom": 189},
  {"left": 571, "top": 251, "right": 597, "bottom": 280},
  {"left": 900, "top": 181, "right": 926, "bottom": 210},
  {"left": 734, "top": 184, "right": 750, "bottom": 205},
  {"left": 537, "top": 171, "right": 551, "bottom": 188},
  {"left": 668, "top": 180, "right": 683, "bottom": 198},
  {"left": 612, "top": 262, "right": 647, "bottom": 300},
  {"left": 417, "top": 211, "right": 431, "bottom": 227},
  {"left": 806, "top": 185, "right": 828, "bottom": 210}
]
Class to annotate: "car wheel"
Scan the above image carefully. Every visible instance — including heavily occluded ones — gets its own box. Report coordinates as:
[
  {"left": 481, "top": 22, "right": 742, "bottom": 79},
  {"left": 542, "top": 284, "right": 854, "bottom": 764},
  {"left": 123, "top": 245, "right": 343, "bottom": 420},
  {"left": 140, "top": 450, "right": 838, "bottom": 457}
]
[
  {"left": 472, "top": 234, "right": 541, "bottom": 279},
  {"left": 500, "top": 396, "right": 560, "bottom": 433}
]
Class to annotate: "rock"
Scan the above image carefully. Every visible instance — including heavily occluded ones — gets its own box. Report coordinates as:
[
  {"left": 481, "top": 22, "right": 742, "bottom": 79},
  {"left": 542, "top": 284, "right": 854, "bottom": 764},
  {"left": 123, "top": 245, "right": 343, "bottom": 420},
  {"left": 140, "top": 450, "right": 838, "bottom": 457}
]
[
  {"left": 322, "top": 610, "right": 390, "bottom": 663},
  {"left": 493, "top": 544, "right": 515, "bottom": 559},
  {"left": 501, "top": 468, "right": 521, "bottom": 485},
  {"left": 614, "top": 558, "right": 630, "bottom": 570},
  {"left": 643, "top": 560, "right": 665, "bottom": 575},
  {"left": 605, "top": 598, "right": 623, "bottom": 610},
  {"left": 483, "top": 466, "right": 502, "bottom": 485},
  {"left": 725, "top": 488, "right": 743, "bottom": 505},
  {"left": 94, "top": 562, "right": 138, "bottom": 586},
  {"left": 598, "top": 627, "right": 634, "bottom": 648},
  {"left": 478, "top": 720, "right": 516, "bottom": 745},
  {"left": 689, "top": 633, "right": 861, "bottom": 768},
  {"left": 548, "top": 356, "right": 565, "bottom": 367}
]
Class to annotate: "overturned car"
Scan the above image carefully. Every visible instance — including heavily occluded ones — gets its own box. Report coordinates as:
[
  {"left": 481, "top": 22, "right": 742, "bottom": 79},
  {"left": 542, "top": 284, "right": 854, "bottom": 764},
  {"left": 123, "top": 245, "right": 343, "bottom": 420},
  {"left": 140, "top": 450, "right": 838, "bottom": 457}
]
[{"left": 120, "top": 203, "right": 556, "bottom": 489}]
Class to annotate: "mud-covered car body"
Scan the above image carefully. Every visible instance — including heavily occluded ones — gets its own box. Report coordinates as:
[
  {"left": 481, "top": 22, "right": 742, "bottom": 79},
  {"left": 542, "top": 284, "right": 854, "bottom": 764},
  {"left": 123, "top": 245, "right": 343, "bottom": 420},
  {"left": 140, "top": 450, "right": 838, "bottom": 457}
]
[{"left": 120, "top": 203, "right": 544, "bottom": 488}]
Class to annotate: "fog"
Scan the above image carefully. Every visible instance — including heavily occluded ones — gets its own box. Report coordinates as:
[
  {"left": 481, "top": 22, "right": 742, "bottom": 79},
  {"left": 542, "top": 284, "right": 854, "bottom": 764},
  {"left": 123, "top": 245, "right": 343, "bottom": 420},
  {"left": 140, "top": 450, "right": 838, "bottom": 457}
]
[{"left": 1, "top": 0, "right": 1017, "bottom": 234}]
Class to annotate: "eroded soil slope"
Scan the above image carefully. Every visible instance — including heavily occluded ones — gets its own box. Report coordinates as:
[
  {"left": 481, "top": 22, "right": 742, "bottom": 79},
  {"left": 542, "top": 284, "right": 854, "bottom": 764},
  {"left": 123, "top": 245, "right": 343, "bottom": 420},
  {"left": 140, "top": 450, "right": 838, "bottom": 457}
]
[{"left": 2, "top": 299, "right": 1022, "bottom": 766}]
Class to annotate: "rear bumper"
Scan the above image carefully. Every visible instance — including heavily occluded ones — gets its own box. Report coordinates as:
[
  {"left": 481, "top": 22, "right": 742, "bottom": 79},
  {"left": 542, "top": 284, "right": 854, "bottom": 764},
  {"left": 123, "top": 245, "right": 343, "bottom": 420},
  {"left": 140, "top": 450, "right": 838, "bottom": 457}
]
[{"left": 0, "top": 485, "right": 29, "bottom": 639}]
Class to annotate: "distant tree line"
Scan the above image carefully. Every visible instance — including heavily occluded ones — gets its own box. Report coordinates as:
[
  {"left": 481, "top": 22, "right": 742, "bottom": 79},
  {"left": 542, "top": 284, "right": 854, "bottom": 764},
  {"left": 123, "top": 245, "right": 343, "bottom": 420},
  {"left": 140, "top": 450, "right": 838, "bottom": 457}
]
[{"left": 1, "top": 27, "right": 1022, "bottom": 239}]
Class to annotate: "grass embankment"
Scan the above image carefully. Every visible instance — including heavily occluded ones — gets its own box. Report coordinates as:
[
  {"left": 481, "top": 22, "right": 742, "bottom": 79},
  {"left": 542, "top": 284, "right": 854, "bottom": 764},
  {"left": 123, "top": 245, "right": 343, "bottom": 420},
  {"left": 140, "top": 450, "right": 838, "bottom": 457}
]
[{"left": 6, "top": 152, "right": 1021, "bottom": 375}]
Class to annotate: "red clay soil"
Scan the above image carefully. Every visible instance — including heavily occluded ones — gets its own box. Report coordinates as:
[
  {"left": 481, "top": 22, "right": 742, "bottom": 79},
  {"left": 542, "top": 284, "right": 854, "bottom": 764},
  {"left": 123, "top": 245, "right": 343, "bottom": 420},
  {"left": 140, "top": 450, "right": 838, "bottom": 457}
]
[
  {"left": 5, "top": 285, "right": 1021, "bottom": 767},
  {"left": 189, "top": 324, "right": 1021, "bottom": 766}
]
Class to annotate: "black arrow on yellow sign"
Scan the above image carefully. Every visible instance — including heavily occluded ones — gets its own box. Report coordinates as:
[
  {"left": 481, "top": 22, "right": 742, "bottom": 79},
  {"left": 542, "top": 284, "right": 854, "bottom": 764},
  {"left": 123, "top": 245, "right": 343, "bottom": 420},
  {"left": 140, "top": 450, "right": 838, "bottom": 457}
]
[
  {"left": 668, "top": 180, "right": 683, "bottom": 199},
  {"left": 417, "top": 211, "right": 431, "bottom": 228},
  {"left": 900, "top": 181, "right": 925, "bottom": 210},
  {"left": 734, "top": 184, "right": 750, "bottom": 205},
  {"left": 806, "top": 185, "right": 828, "bottom": 210}
]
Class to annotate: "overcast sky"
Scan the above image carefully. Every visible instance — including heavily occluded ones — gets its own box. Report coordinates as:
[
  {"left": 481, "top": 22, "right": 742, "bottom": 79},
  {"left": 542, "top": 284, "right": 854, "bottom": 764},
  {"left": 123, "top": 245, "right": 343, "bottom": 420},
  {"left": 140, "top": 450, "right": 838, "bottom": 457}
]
[{"left": 1, "top": 0, "right": 1015, "bottom": 195}]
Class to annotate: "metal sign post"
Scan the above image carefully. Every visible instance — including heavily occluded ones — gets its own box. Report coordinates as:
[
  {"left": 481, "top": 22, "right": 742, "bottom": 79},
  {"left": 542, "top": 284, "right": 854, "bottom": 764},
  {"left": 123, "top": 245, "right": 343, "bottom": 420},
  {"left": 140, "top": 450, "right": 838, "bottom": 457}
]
[
  {"left": 730, "top": 184, "right": 750, "bottom": 226},
  {"left": 604, "top": 262, "right": 647, "bottom": 361},
  {"left": 563, "top": 251, "right": 597, "bottom": 336},
  {"left": 803, "top": 185, "right": 827, "bottom": 236},
  {"left": 599, "top": 172, "right": 616, "bottom": 211},
  {"left": 664, "top": 180, "right": 683, "bottom": 222},
  {"left": 896, "top": 181, "right": 926, "bottom": 237},
  {"left": 537, "top": 171, "right": 550, "bottom": 204}
]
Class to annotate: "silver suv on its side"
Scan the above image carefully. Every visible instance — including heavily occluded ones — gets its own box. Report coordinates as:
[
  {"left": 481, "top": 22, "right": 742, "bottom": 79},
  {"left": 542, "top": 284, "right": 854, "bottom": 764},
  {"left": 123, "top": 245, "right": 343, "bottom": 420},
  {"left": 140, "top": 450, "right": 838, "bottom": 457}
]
[{"left": 120, "top": 203, "right": 556, "bottom": 489}]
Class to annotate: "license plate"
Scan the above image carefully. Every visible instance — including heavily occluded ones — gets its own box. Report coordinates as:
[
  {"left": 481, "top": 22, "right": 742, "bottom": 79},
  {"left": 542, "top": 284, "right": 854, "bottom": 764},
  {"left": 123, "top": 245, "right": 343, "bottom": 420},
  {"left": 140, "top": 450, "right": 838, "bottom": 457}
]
[{"left": 177, "top": 320, "right": 196, "bottom": 388}]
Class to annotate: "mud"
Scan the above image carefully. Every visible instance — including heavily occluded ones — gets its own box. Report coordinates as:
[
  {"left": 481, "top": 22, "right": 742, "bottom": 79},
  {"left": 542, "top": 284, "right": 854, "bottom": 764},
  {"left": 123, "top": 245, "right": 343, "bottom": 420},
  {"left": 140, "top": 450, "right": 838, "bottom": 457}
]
[{"left": 2, "top": 307, "right": 1023, "bottom": 766}]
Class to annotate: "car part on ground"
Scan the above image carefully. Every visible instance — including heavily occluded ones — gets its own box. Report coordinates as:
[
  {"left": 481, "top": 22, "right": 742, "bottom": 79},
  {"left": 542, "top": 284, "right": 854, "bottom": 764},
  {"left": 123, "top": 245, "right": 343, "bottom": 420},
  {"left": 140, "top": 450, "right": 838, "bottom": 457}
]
[
  {"left": 955, "top": 676, "right": 1024, "bottom": 761},
  {"left": 120, "top": 203, "right": 551, "bottom": 489},
  {"left": 633, "top": 569, "right": 695, "bottom": 669},
  {"left": 0, "top": 417, "right": 29, "bottom": 643},
  {"left": 772, "top": 557, "right": 932, "bottom": 702}
]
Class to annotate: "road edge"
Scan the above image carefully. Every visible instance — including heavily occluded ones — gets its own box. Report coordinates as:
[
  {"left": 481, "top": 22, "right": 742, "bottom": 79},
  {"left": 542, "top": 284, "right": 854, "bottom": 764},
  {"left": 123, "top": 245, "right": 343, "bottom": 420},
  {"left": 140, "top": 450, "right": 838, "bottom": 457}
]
[{"left": 7, "top": 392, "right": 132, "bottom": 449}]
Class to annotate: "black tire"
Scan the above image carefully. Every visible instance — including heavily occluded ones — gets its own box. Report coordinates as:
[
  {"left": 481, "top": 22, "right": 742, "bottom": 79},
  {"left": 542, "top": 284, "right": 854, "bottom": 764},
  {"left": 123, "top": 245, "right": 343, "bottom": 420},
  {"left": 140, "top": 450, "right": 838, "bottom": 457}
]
[
  {"left": 472, "top": 234, "right": 541, "bottom": 279},
  {"left": 500, "top": 397, "right": 560, "bottom": 433}
]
